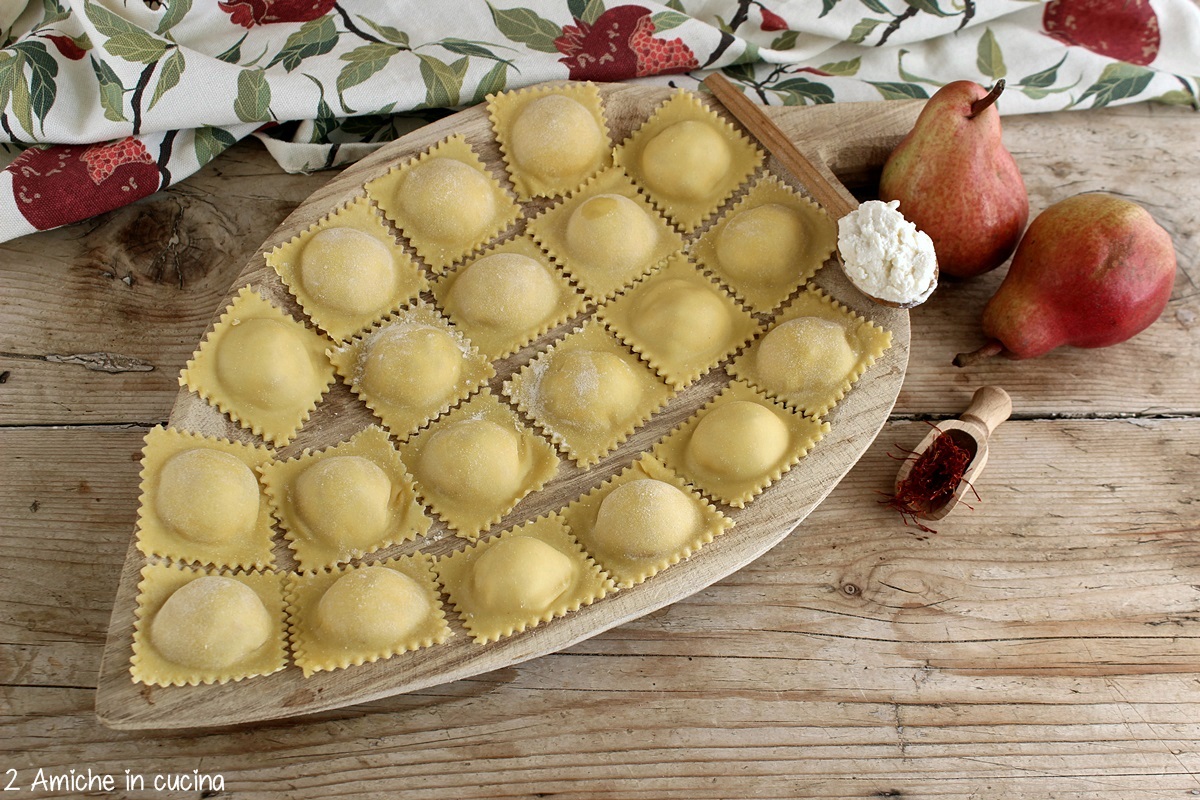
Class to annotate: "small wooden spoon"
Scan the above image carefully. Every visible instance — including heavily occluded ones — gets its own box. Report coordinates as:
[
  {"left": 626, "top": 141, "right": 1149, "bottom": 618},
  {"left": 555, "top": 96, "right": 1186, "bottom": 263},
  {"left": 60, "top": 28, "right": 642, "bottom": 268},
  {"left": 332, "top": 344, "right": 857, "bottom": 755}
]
[
  {"left": 702, "top": 73, "right": 935, "bottom": 308},
  {"left": 894, "top": 386, "right": 1012, "bottom": 521}
]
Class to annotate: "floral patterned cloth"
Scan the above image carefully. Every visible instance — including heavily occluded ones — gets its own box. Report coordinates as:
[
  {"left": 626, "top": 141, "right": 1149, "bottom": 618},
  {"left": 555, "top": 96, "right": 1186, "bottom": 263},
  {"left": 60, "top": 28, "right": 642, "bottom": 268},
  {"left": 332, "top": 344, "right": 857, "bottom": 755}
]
[{"left": 0, "top": 0, "right": 1196, "bottom": 243}]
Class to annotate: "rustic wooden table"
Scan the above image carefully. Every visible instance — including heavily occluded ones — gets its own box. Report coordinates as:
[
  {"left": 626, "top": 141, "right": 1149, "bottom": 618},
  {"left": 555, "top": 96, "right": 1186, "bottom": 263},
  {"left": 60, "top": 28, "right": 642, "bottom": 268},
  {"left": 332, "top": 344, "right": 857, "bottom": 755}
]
[{"left": 2, "top": 99, "right": 1198, "bottom": 798}]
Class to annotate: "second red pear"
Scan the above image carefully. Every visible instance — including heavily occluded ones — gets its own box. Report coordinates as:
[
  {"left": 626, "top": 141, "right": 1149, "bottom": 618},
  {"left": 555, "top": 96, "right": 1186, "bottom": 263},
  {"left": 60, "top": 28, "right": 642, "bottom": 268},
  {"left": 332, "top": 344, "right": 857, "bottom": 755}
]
[{"left": 879, "top": 79, "right": 1029, "bottom": 279}]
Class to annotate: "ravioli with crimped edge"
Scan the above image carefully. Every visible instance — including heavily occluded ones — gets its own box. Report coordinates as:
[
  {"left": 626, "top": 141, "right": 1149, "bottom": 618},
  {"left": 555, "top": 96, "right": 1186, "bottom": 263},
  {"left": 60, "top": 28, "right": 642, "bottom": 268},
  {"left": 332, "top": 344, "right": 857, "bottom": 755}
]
[{"left": 130, "top": 82, "right": 893, "bottom": 691}]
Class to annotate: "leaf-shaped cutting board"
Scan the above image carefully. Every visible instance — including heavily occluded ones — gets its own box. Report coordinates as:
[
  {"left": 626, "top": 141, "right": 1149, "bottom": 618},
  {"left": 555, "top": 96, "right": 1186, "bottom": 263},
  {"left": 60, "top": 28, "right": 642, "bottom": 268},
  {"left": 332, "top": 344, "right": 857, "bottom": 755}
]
[{"left": 96, "top": 84, "right": 916, "bottom": 729}]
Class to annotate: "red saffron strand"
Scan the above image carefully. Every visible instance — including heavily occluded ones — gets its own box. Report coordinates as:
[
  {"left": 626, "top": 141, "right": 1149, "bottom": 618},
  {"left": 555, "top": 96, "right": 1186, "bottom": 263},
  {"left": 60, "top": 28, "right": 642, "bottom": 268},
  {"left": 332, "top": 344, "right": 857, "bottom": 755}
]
[{"left": 882, "top": 430, "right": 974, "bottom": 532}]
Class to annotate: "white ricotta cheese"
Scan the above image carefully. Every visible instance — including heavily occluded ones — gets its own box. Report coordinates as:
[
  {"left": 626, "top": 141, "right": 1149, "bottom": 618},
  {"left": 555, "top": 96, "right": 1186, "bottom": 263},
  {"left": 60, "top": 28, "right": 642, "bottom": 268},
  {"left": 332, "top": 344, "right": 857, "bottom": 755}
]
[{"left": 837, "top": 199, "right": 938, "bottom": 307}]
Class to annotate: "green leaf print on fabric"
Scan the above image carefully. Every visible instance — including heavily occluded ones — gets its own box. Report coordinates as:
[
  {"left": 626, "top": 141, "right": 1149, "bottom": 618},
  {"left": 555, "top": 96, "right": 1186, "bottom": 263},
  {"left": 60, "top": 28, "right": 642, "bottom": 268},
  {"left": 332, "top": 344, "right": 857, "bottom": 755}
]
[
  {"left": 569, "top": 0, "right": 606, "bottom": 25},
  {"left": 216, "top": 33, "right": 248, "bottom": 65},
  {"left": 976, "top": 28, "right": 1006, "bottom": 80},
  {"left": 651, "top": 10, "right": 691, "bottom": 33},
  {"left": 234, "top": 68, "right": 271, "bottom": 122},
  {"left": 772, "top": 76, "right": 835, "bottom": 105},
  {"left": 194, "top": 125, "right": 237, "bottom": 166},
  {"left": 90, "top": 56, "right": 127, "bottom": 122},
  {"left": 440, "top": 38, "right": 515, "bottom": 64},
  {"left": 903, "top": 0, "right": 952, "bottom": 17},
  {"left": 268, "top": 16, "right": 340, "bottom": 73},
  {"left": 8, "top": 53, "right": 34, "bottom": 137},
  {"left": 156, "top": 0, "right": 193, "bottom": 35},
  {"left": 149, "top": 48, "right": 185, "bottom": 111},
  {"left": 869, "top": 81, "right": 929, "bottom": 100},
  {"left": 1015, "top": 54, "right": 1075, "bottom": 100},
  {"left": 820, "top": 57, "right": 862, "bottom": 76},
  {"left": 336, "top": 43, "right": 401, "bottom": 113},
  {"left": 470, "top": 60, "right": 510, "bottom": 105},
  {"left": 771, "top": 30, "right": 799, "bottom": 50},
  {"left": 417, "top": 54, "right": 469, "bottom": 108},
  {"left": 105, "top": 30, "right": 168, "bottom": 64},
  {"left": 357, "top": 17, "right": 410, "bottom": 48},
  {"left": 1073, "top": 62, "right": 1155, "bottom": 109},
  {"left": 847, "top": 18, "right": 886, "bottom": 45},
  {"left": 11, "top": 42, "right": 57, "bottom": 135},
  {"left": 487, "top": 4, "right": 563, "bottom": 53}
]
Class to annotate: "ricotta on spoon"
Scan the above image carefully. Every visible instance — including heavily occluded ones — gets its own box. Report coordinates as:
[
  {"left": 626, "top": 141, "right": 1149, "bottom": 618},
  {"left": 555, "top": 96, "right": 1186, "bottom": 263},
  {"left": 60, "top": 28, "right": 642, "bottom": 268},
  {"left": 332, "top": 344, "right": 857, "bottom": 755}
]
[{"left": 837, "top": 199, "right": 938, "bottom": 307}]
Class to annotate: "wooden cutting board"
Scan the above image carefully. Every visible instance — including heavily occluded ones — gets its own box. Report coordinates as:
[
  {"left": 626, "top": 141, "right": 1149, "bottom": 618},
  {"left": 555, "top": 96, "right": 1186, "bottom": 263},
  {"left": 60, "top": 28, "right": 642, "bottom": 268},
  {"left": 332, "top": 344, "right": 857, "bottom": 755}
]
[{"left": 95, "top": 83, "right": 916, "bottom": 730}]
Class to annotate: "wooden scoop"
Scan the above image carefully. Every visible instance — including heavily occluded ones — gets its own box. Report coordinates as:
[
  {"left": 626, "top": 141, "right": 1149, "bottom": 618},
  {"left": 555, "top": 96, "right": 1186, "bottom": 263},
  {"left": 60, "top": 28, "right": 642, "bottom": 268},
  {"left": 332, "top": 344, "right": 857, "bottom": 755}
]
[
  {"left": 894, "top": 386, "right": 1012, "bottom": 521},
  {"left": 703, "top": 73, "right": 856, "bottom": 219}
]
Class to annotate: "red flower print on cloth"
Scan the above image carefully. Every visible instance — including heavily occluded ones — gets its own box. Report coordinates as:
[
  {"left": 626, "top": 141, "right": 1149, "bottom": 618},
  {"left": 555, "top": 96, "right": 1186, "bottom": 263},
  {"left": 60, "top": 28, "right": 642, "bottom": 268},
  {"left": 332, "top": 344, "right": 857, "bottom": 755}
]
[
  {"left": 218, "top": 0, "right": 335, "bottom": 28},
  {"left": 555, "top": 5, "right": 699, "bottom": 81},
  {"left": 7, "top": 138, "right": 161, "bottom": 231},
  {"left": 1043, "top": 0, "right": 1161, "bottom": 66},
  {"left": 44, "top": 34, "right": 87, "bottom": 60},
  {"left": 759, "top": 7, "right": 788, "bottom": 32}
]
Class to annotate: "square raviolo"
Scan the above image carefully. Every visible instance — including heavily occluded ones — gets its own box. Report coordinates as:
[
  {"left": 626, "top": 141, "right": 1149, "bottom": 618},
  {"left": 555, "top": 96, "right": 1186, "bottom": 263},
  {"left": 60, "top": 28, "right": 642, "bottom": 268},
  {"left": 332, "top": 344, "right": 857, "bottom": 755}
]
[
  {"left": 285, "top": 552, "right": 452, "bottom": 677},
  {"left": 267, "top": 195, "right": 426, "bottom": 343},
  {"left": 432, "top": 235, "right": 586, "bottom": 360},
  {"left": 727, "top": 285, "right": 892, "bottom": 418},
  {"left": 599, "top": 253, "right": 760, "bottom": 389},
  {"left": 489, "top": 81, "right": 612, "bottom": 200},
  {"left": 503, "top": 319, "right": 675, "bottom": 468},
  {"left": 398, "top": 389, "right": 560, "bottom": 540},
  {"left": 365, "top": 134, "right": 521, "bottom": 273},
  {"left": 435, "top": 514, "right": 614, "bottom": 644},
  {"left": 259, "top": 425, "right": 430, "bottom": 571},
  {"left": 526, "top": 165, "right": 684, "bottom": 302},
  {"left": 135, "top": 426, "right": 275, "bottom": 570},
  {"left": 615, "top": 89, "right": 762, "bottom": 232},
  {"left": 654, "top": 380, "right": 829, "bottom": 508},
  {"left": 691, "top": 175, "right": 837, "bottom": 313},
  {"left": 131, "top": 564, "right": 287, "bottom": 687},
  {"left": 328, "top": 302, "right": 495, "bottom": 441},
  {"left": 562, "top": 454, "right": 732, "bottom": 588},
  {"left": 179, "top": 286, "right": 336, "bottom": 447}
]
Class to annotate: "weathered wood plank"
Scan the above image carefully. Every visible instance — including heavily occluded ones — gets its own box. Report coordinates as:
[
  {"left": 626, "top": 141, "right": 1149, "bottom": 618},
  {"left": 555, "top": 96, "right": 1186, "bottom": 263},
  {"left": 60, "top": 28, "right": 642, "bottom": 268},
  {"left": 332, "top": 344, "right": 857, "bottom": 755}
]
[{"left": 4, "top": 682, "right": 1200, "bottom": 799}]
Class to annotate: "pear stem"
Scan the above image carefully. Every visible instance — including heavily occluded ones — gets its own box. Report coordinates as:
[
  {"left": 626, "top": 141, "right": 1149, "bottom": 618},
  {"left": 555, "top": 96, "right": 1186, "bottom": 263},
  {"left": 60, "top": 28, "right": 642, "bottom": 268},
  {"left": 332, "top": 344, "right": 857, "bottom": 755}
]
[
  {"left": 953, "top": 340, "right": 1005, "bottom": 368},
  {"left": 968, "top": 79, "right": 1005, "bottom": 119}
]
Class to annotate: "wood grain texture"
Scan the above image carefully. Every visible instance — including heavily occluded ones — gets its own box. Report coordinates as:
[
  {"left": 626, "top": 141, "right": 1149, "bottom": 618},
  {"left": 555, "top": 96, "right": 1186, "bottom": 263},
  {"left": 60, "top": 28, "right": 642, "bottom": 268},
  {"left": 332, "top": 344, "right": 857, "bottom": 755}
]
[
  {"left": 4, "top": 88, "right": 1200, "bottom": 798},
  {"left": 92, "top": 83, "right": 909, "bottom": 729}
]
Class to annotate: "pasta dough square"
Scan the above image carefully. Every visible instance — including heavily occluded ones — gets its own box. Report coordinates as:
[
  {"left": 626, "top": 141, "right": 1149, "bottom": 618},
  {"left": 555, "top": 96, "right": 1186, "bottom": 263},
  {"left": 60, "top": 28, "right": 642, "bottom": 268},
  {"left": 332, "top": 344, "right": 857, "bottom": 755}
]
[
  {"left": 285, "top": 552, "right": 452, "bottom": 677},
  {"left": 179, "top": 286, "right": 336, "bottom": 447},
  {"left": 130, "top": 564, "right": 287, "bottom": 687},
  {"left": 489, "top": 81, "right": 612, "bottom": 200},
  {"left": 364, "top": 134, "right": 521, "bottom": 273},
  {"left": 727, "top": 285, "right": 892, "bottom": 418},
  {"left": 259, "top": 425, "right": 431, "bottom": 572},
  {"left": 691, "top": 175, "right": 837, "bottom": 313},
  {"left": 398, "top": 389, "right": 560, "bottom": 540},
  {"left": 328, "top": 302, "right": 495, "bottom": 441},
  {"left": 135, "top": 426, "right": 275, "bottom": 570},
  {"left": 526, "top": 166, "right": 684, "bottom": 302},
  {"left": 503, "top": 319, "right": 675, "bottom": 468},
  {"left": 599, "top": 253, "right": 760, "bottom": 389},
  {"left": 562, "top": 454, "right": 732, "bottom": 588},
  {"left": 432, "top": 235, "right": 586, "bottom": 360},
  {"left": 435, "top": 514, "right": 614, "bottom": 644},
  {"left": 267, "top": 194, "right": 427, "bottom": 343},
  {"left": 654, "top": 380, "right": 828, "bottom": 508},
  {"left": 615, "top": 89, "right": 763, "bottom": 232}
]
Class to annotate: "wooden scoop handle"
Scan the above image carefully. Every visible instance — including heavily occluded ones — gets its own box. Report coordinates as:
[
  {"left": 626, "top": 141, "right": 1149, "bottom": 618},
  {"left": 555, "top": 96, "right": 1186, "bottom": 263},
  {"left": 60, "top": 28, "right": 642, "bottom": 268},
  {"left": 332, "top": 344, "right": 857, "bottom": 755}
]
[
  {"left": 960, "top": 386, "right": 1012, "bottom": 436},
  {"left": 702, "top": 74, "right": 858, "bottom": 220}
]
